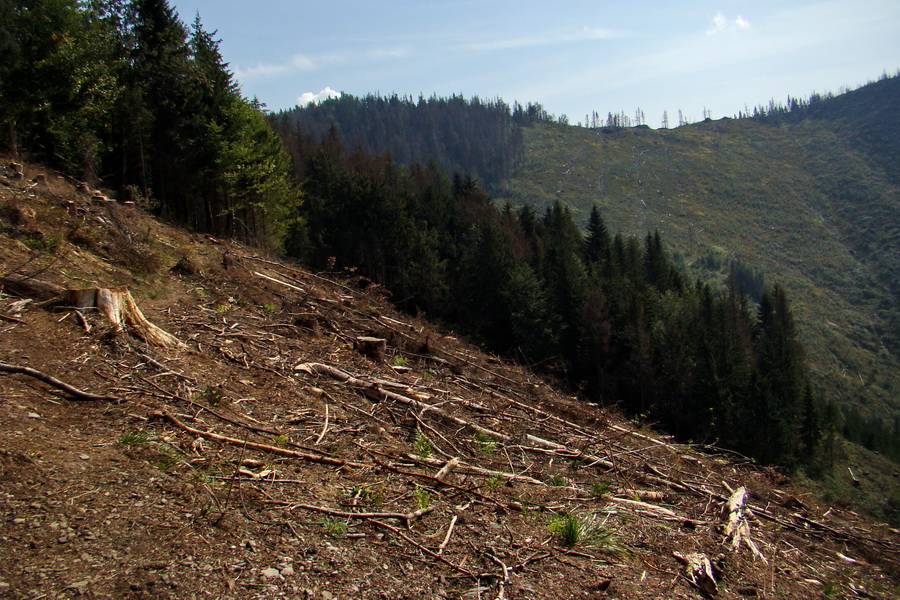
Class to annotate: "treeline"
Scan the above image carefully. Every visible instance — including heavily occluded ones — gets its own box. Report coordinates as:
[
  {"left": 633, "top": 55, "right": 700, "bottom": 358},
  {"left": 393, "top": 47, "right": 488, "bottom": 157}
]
[
  {"left": 0, "top": 0, "right": 299, "bottom": 248},
  {"left": 281, "top": 128, "right": 828, "bottom": 468},
  {"left": 273, "top": 94, "right": 554, "bottom": 191}
]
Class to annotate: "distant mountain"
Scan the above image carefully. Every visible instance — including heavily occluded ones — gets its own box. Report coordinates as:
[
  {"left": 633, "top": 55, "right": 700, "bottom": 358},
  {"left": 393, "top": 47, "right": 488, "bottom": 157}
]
[
  {"left": 272, "top": 93, "right": 549, "bottom": 189},
  {"left": 499, "top": 75, "right": 899, "bottom": 425}
]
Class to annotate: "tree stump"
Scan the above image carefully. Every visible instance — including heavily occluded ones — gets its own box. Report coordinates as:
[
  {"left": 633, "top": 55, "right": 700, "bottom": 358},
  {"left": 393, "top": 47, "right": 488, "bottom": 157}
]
[
  {"left": 674, "top": 552, "right": 716, "bottom": 597},
  {"left": 355, "top": 336, "right": 387, "bottom": 362},
  {"left": 63, "top": 287, "right": 183, "bottom": 348}
]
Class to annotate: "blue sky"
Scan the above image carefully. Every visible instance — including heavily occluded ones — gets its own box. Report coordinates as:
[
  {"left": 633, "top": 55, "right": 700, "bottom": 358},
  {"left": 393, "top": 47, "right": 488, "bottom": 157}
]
[{"left": 171, "top": 0, "right": 900, "bottom": 126}]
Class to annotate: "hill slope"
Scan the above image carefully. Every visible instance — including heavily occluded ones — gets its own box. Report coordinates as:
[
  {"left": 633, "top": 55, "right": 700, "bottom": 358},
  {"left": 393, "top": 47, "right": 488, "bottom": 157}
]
[
  {"left": 1, "top": 162, "right": 899, "bottom": 598},
  {"left": 500, "top": 78, "right": 900, "bottom": 426}
]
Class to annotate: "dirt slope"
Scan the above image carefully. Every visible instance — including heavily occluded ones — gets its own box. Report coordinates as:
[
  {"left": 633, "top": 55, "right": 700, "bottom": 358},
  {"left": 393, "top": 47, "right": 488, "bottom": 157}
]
[{"left": 1, "top": 159, "right": 898, "bottom": 599}]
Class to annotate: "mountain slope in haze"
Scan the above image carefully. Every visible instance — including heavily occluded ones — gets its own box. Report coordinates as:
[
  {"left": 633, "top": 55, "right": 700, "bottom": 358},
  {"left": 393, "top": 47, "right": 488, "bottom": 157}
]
[{"left": 499, "top": 76, "right": 900, "bottom": 428}]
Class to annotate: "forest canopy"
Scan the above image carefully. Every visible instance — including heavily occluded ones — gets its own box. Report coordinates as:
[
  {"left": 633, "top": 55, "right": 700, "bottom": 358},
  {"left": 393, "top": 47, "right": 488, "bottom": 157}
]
[{"left": 0, "top": 0, "right": 300, "bottom": 248}]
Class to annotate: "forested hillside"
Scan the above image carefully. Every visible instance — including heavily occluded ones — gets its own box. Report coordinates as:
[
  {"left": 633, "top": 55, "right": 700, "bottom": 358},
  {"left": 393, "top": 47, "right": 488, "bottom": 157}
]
[
  {"left": 3, "top": 0, "right": 898, "bottom": 520},
  {"left": 0, "top": 0, "right": 299, "bottom": 249},
  {"left": 498, "top": 78, "right": 900, "bottom": 458},
  {"left": 279, "top": 78, "right": 900, "bottom": 468},
  {"left": 273, "top": 94, "right": 549, "bottom": 190}
]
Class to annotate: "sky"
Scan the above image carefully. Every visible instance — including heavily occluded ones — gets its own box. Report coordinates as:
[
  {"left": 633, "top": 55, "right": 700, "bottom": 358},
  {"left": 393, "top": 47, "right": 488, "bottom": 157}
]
[{"left": 170, "top": 0, "right": 900, "bottom": 126}]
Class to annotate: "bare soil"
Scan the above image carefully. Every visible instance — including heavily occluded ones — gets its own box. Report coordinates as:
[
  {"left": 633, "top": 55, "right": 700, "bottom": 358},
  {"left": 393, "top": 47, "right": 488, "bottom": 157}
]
[{"left": 1, "top": 159, "right": 898, "bottom": 599}]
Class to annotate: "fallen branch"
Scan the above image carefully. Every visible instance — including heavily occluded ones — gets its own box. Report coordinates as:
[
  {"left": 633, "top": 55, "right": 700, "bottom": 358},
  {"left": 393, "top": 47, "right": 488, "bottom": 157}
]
[
  {"left": 161, "top": 411, "right": 365, "bottom": 469},
  {"left": 314, "top": 402, "right": 330, "bottom": 445},
  {"left": 296, "top": 362, "right": 618, "bottom": 473},
  {"left": 0, "top": 362, "right": 122, "bottom": 403},
  {"left": 437, "top": 515, "right": 459, "bottom": 554},
  {"left": 610, "top": 497, "right": 677, "bottom": 518},
  {"left": 369, "top": 518, "right": 479, "bottom": 579},
  {"left": 288, "top": 503, "right": 433, "bottom": 527}
]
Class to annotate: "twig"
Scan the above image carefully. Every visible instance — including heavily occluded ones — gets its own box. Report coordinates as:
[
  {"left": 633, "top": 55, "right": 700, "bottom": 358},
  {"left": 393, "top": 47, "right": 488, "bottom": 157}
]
[
  {"left": 367, "top": 518, "right": 479, "bottom": 579},
  {"left": 288, "top": 503, "right": 433, "bottom": 527},
  {"left": 314, "top": 402, "right": 329, "bottom": 445},
  {"left": 0, "top": 362, "right": 122, "bottom": 403},
  {"left": 437, "top": 515, "right": 459, "bottom": 554}
]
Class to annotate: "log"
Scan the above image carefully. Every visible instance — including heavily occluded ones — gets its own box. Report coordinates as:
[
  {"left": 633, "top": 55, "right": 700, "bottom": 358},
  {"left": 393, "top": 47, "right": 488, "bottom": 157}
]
[{"left": 62, "top": 287, "right": 183, "bottom": 348}]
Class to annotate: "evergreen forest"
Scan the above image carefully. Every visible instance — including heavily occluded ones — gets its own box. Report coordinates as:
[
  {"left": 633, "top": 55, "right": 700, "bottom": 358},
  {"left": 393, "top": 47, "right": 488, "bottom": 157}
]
[{"left": 2, "top": 1, "right": 898, "bottom": 501}]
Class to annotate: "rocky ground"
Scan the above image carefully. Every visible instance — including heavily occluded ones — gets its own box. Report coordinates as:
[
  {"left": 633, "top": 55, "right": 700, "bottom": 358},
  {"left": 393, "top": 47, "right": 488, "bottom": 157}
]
[{"left": 1, "top": 159, "right": 898, "bottom": 599}]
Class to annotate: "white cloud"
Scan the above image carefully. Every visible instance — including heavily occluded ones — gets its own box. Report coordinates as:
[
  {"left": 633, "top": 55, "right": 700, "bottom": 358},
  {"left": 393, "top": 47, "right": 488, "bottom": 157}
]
[
  {"left": 297, "top": 87, "right": 342, "bottom": 107},
  {"left": 707, "top": 12, "right": 752, "bottom": 35}
]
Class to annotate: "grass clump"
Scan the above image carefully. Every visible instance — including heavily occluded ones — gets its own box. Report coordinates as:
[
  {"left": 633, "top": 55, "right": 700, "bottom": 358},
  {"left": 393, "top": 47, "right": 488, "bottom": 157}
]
[
  {"left": 322, "top": 517, "right": 348, "bottom": 536},
  {"left": 547, "top": 512, "right": 620, "bottom": 550},
  {"left": 475, "top": 432, "right": 497, "bottom": 454},
  {"left": 118, "top": 429, "right": 151, "bottom": 444}
]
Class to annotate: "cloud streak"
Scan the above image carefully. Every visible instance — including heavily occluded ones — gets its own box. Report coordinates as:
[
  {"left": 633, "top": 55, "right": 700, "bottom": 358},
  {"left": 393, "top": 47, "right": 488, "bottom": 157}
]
[
  {"left": 235, "top": 46, "right": 410, "bottom": 81},
  {"left": 466, "top": 26, "right": 626, "bottom": 52}
]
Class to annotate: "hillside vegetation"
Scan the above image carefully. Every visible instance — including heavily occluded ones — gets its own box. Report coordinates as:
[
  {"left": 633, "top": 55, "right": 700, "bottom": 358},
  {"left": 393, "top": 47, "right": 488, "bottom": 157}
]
[{"left": 498, "top": 78, "right": 899, "bottom": 432}]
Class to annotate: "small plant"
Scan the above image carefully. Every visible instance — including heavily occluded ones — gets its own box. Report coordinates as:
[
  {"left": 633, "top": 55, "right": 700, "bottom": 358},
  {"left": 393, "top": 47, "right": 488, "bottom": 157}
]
[
  {"left": 322, "top": 517, "right": 347, "bottom": 536},
  {"left": 422, "top": 368, "right": 436, "bottom": 378},
  {"left": 392, "top": 355, "right": 408, "bottom": 367},
  {"left": 413, "top": 430, "right": 432, "bottom": 459},
  {"left": 592, "top": 480, "right": 613, "bottom": 498},
  {"left": 196, "top": 287, "right": 209, "bottom": 299},
  {"left": 347, "top": 485, "right": 372, "bottom": 502},
  {"left": 118, "top": 429, "right": 151, "bottom": 444},
  {"left": 24, "top": 235, "right": 63, "bottom": 253},
  {"left": 272, "top": 434, "right": 288, "bottom": 448},
  {"left": 156, "top": 445, "right": 183, "bottom": 471},
  {"left": 263, "top": 303, "right": 277, "bottom": 315},
  {"left": 413, "top": 486, "right": 432, "bottom": 511},
  {"left": 195, "top": 386, "right": 224, "bottom": 407},
  {"left": 475, "top": 432, "right": 497, "bottom": 454},
  {"left": 547, "top": 512, "right": 620, "bottom": 550},
  {"left": 484, "top": 475, "right": 504, "bottom": 491},
  {"left": 549, "top": 474, "right": 566, "bottom": 487},
  {"left": 216, "top": 303, "right": 228, "bottom": 314}
]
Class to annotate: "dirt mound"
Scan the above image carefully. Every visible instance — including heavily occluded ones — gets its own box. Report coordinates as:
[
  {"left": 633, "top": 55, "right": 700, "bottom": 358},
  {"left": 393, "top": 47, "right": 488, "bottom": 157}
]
[{"left": 1, "top": 159, "right": 898, "bottom": 599}]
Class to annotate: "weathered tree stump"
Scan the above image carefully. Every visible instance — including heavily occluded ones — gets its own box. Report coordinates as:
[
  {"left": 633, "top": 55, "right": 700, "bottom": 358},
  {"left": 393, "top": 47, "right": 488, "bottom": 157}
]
[
  {"left": 356, "top": 336, "right": 387, "bottom": 362},
  {"left": 62, "top": 287, "right": 183, "bottom": 348}
]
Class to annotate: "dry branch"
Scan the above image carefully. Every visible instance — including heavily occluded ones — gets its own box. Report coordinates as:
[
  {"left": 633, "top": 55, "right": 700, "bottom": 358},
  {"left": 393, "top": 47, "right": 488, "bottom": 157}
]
[
  {"left": 288, "top": 503, "right": 433, "bottom": 527},
  {"left": 0, "top": 362, "right": 122, "bottom": 403},
  {"left": 162, "top": 411, "right": 366, "bottom": 469}
]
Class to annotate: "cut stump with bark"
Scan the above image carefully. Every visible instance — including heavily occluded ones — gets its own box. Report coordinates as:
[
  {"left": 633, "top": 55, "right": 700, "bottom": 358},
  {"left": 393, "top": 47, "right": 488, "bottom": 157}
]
[
  {"left": 674, "top": 551, "right": 717, "bottom": 597},
  {"left": 62, "top": 287, "right": 183, "bottom": 349},
  {"left": 355, "top": 336, "right": 387, "bottom": 362},
  {"left": 721, "top": 486, "right": 767, "bottom": 563}
]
